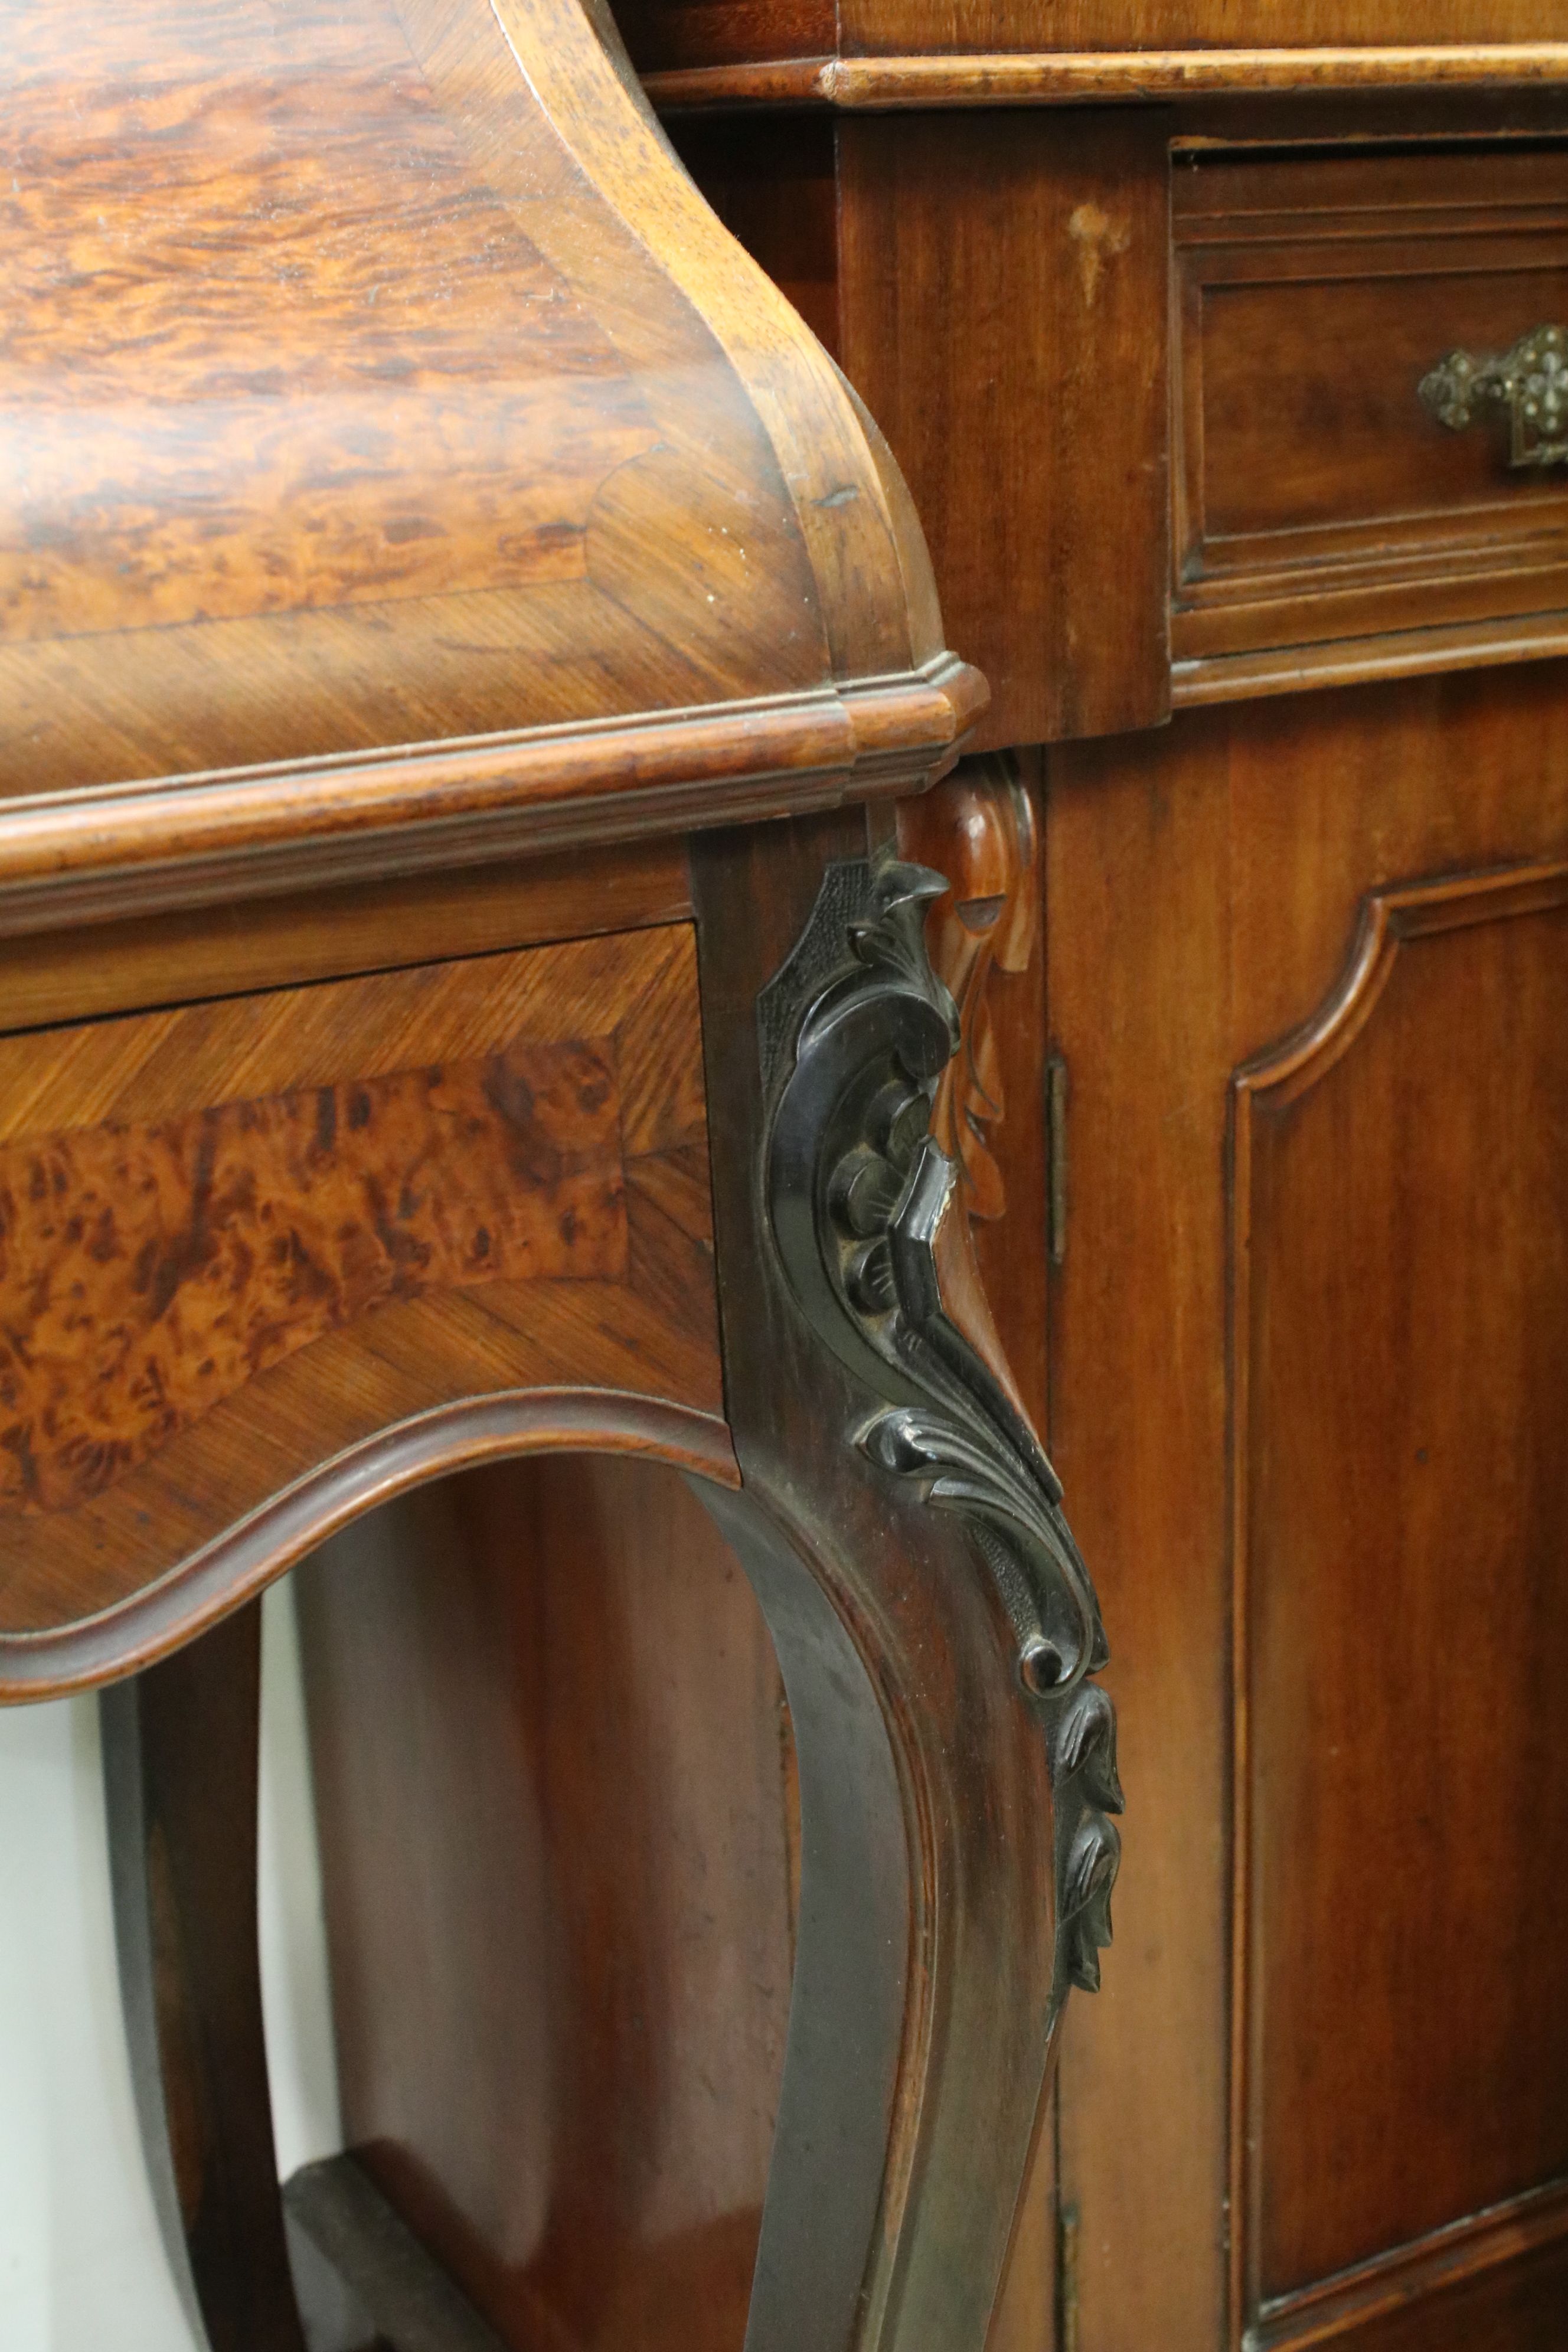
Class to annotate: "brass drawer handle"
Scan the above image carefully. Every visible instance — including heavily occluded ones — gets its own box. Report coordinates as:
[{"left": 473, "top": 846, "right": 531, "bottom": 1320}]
[{"left": 1420, "top": 324, "right": 1568, "bottom": 469}]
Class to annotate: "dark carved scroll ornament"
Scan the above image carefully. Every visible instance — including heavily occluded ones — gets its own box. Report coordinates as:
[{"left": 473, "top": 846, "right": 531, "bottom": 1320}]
[{"left": 759, "top": 851, "right": 1121, "bottom": 2010}]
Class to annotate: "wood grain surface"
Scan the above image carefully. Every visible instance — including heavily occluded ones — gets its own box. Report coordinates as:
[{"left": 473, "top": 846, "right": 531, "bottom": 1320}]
[
  {"left": 1046, "top": 661, "right": 1568, "bottom": 2352},
  {"left": 1234, "top": 861, "right": 1568, "bottom": 2346},
  {"left": 691, "top": 809, "right": 1068, "bottom": 2352},
  {"left": 620, "top": 0, "right": 1568, "bottom": 77},
  {"left": 0, "top": 1035, "right": 624, "bottom": 1513},
  {"left": 0, "top": 0, "right": 979, "bottom": 919},
  {"left": 1172, "top": 143, "right": 1568, "bottom": 673},
  {"left": 641, "top": 48, "right": 1568, "bottom": 108},
  {"left": 0, "top": 838, "right": 694, "bottom": 1037},
  {"left": 101, "top": 1603, "right": 310, "bottom": 2352},
  {"left": 296, "top": 1456, "right": 794, "bottom": 2352},
  {"left": 674, "top": 107, "right": 1170, "bottom": 750},
  {"left": 0, "top": 922, "right": 727, "bottom": 1693},
  {"left": 897, "top": 754, "right": 1048, "bottom": 1423},
  {"left": 898, "top": 754, "right": 1054, "bottom": 2352}
]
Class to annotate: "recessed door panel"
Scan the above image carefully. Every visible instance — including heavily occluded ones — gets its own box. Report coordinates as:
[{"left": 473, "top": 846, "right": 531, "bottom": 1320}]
[{"left": 1234, "top": 864, "right": 1568, "bottom": 2345}]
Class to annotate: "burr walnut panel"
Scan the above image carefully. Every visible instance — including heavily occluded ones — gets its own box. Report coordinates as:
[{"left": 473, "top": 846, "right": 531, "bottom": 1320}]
[
  {"left": 0, "top": 1037, "right": 625, "bottom": 1514},
  {"left": 0, "top": 921, "right": 726, "bottom": 1687}
]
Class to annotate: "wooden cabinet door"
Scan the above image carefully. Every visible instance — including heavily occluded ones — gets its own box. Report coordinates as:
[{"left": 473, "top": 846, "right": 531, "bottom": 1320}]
[{"left": 1046, "top": 662, "right": 1568, "bottom": 2352}]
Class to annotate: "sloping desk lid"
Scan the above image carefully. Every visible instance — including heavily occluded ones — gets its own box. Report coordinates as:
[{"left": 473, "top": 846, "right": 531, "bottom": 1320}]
[{"left": 0, "top": 0, "right": 983, "bottom": 932}]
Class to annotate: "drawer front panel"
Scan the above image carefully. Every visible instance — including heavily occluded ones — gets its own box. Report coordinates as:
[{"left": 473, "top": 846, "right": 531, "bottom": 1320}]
[
  {"left": 0, "top": 921, "right": 721, "bottom": 1674},
  {"left": 1173, "top": 146, "right": 1568, "bottom": 667}
]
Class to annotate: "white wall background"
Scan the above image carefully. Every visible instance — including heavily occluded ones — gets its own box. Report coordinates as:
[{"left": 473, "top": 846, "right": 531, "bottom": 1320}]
[{"left": 0, "top": 1579, "right": 342, "bottom": 2350}]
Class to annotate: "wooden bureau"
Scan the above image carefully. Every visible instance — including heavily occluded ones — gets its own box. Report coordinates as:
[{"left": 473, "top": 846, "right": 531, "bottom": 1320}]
[
  {"left": 8, "top": 6, "right": 1568, "bottom": 2352},
  {"left": 623, "top": 18, "right": 1568, "bottom": 2352},
  {"left": 0, "top": 6, "right": 1126, "bottom": 2352}
]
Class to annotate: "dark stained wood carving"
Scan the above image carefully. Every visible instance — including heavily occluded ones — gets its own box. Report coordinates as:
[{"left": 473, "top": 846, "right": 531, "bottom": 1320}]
[
  {"left": 1231, "top": 855, "right": 1568, "bottom": 2350},
  {"left": 0, "top": 922, "right": 731, "bottom": 1694},
  {"left": 692, "top": 809, "right": 1070, "bottom": 2351},
  {"left": 760, "top": 847, "right": 1120, "bottom": 2007}
]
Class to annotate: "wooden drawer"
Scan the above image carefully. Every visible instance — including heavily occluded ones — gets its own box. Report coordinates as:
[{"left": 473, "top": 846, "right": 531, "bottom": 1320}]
[
  {"left": 1172, "top": 143, "right": 1568, "bottom": 686},
  {"left": 0, "top": 917, "right": 722, "bottom": 1688}
]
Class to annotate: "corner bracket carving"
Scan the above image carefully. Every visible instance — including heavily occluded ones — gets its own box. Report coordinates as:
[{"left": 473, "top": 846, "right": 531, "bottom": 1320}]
[
  {"left": 906, "top": 753, "right": 1040, "bottom": 1224},
  {"left": 759, "top": 851, "right": 1121, "bottom": 2010}
]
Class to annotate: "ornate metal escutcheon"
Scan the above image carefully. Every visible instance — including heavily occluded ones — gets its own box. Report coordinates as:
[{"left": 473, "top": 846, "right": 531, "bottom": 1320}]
[
  {"left": 757, "top": 846, "right": 1122, "bottom": 2013},
  {"left": 1420, "top": 322, "right": 1568, "bottom": 469}
]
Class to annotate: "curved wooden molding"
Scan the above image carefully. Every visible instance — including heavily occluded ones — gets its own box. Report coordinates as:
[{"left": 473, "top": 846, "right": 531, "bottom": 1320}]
[
  {"left": 1173, "top": 613, "right": 1568, "bottom": 710},
  {"left": 1, "top": 1390, "right": 737, "bottom": 1701},
  {"left": 476, "top": 0, "right": 950, "bottom": 674},
  {"left": 0, "top": 659, "right": 984, "bottom": 939},
  {"left": 644, "top": 45, "right": 1568, "bottom": 111},
  {"left": 1233, "top": 857, "right": 1568, "bottom": 1118}
]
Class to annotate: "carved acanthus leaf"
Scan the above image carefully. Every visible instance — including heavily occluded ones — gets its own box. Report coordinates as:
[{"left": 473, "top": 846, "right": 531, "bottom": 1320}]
[{"left": 759, "top": 849, "right": 1120, "bottom": 2014}]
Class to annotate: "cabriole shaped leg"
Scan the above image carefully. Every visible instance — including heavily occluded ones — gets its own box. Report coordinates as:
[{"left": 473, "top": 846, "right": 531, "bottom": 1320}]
[{"left": 692, "top": 808, "right": 1121, "bottom": 2352}]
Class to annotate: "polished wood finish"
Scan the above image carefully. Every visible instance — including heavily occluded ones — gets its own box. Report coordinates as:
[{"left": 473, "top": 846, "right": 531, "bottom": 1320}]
[
  {"left": 296, "top": 1458, "right": 793, "bottom": 2352},
  {"left": 0, "top": 0, "right": 979, "bottom": 937},
  {"left": 41, "top": 4, "right": 1568, "bottom": 2349},
  {"left": 0, "top": 839, "right": 692, "bottom": 1038},
  {"left": 1, "top": 2, "right": 1086, "bottom": 2349},
  {"left": 897, "top": 755, "right": 1050, "bottom": 1424},
  {"left": 1047, "top": 662, "right": 1568, "bottom": 2352},
  {"left": 622, "top": 0, "right": 1568, "bottom": 76},
  {"left": 692, "top": 808, "right": 1068, "bottom": 2352},
  {"left": 642, "top": 49, "right": 1568, "bottom": 109},
  {"left": 1233, "top": 858, "right": 1568, "bottom": 2346},
  {"left": 840, "top": 113, "right": 1171, "bottom": 750},
  {"left": 102, "top": 1602, "right": 305, "bottom": 2352},
  {"left": 1172, "top": 144, "right": 1568, "bottom": 672},
  {"left": 0, "top": 665, "right": 982, "bottom": 942},
  {"left": 0, "top": 924, "right": 727, "bottom": 1694},
  {"left": 666, "top": 105, "right": 1568, "bottom": 726},
  {"left": 675, "top": 110, "right": 1171, "bottom": 750},
  {"left": 638, "top": 24, "right": 1568, "bottom": 2352},
  {"left": 899, "top": 759, "right": 1056, "bottom": 2347},
  {"left": 1171, "top": 607, "right": 1568, "bottom": 706},
  {"left": 621, "top": 0, "right": 1568, "bottom": 91},
  {"left": 900, "top": 759, "right": 1038, "bottom": 1227}
]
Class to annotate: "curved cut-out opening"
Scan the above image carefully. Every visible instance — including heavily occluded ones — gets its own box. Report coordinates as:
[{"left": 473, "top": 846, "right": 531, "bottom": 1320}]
[{"left": 276, "top": 1452, "right": 798, "bottom": 2352}]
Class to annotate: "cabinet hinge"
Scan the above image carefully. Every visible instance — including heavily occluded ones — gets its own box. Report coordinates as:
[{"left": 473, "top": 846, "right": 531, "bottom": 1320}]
[{"left": 1046, "top": 1051, "right": 1069, "bottom": 1268}]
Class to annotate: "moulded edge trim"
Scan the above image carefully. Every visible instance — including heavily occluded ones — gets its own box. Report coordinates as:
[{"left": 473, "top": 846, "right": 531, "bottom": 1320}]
[
  {"left": 0, "top": 656, "right": 987, "bottom": 939},
  {"left": 0, "top": 1390, "right": 740, "bottom": 1703}
]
